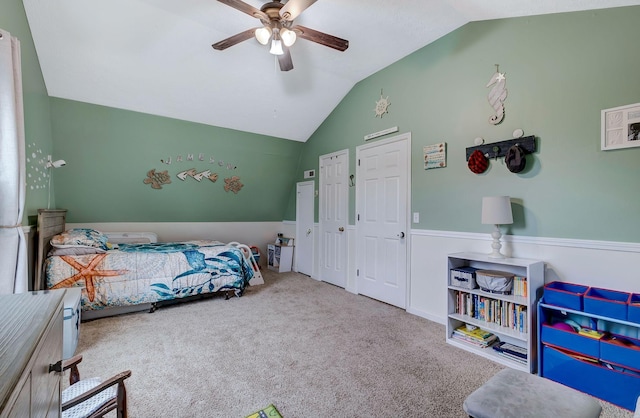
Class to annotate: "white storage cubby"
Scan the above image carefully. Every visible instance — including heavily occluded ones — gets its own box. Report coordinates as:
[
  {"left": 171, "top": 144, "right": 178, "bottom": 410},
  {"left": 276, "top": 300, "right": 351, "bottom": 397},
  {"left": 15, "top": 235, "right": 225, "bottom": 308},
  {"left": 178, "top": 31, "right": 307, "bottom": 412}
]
[
  {"left": 446, "top": 252, "right": 544, "bottom": 373},
  {"left": 267, "top": 243, "right": 294, "bottom": 273}
]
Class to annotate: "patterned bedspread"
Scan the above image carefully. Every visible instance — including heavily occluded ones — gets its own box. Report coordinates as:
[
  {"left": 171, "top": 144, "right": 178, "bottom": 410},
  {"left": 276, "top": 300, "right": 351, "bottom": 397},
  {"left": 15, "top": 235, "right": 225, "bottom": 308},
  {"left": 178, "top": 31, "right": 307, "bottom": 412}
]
[{"left": 45, "top": 240, "right": 254, "bottom": 311}]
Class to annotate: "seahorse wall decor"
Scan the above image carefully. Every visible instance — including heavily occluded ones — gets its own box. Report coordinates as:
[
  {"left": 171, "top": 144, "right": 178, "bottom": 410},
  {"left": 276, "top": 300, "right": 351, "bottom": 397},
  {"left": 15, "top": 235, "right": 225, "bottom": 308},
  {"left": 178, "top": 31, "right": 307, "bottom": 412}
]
[{"left": 486, "top": 65, "right": 508, "bottom": 125}]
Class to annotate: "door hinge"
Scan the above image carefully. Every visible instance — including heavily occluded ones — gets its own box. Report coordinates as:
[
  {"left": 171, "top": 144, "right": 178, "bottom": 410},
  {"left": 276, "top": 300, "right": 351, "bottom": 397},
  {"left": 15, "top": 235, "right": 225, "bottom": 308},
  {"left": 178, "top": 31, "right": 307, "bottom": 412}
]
[
  {"left": 358, "top": 159, "right": 360, "bottom": 166},
  {"left": 356, "top": 269, "right": 359, "bottom": 276},
  {"left": 357, "top": 214, "right": 360, "bottom": 221}
]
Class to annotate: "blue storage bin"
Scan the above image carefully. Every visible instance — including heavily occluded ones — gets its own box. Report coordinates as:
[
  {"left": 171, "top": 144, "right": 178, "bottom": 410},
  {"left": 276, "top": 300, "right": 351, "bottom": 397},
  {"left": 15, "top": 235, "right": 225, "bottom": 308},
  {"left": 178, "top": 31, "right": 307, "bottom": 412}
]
[
  {"left": 584, "top": 287, "right": 631, "bottom": 321},
  {"left": 540, "top": 323, "right": 600, "bottom": 358},
  {"left": 628, "top": 294, "right": 640, "bottom": 324},
  {"left": 601, "top": 334, "right": 640, "bottom": 372},
  {"left": 542, "top": 345, "right": 640, "bottom": 411},
  {"left": 543, "top": 281, "right": 589, "bottom": 311}
]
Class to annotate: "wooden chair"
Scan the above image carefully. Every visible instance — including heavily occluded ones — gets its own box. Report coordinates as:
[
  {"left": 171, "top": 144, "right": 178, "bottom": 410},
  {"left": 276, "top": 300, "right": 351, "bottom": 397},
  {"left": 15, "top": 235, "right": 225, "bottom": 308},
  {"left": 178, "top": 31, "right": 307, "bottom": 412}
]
[{"left": 61, "top": 355, "right": 132, "bottom": 418}]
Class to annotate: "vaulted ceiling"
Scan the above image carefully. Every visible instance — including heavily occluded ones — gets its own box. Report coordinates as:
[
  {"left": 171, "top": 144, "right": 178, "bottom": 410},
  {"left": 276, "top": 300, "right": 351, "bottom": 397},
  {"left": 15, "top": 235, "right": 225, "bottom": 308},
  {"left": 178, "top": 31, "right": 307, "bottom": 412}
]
[{"left": 23, "top": 0, "right": 640, "bottom": 142}]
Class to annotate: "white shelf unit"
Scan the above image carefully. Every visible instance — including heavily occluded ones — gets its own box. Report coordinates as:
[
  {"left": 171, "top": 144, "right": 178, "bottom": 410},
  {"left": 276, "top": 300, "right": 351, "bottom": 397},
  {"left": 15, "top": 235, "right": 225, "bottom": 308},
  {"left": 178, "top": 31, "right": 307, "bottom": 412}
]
[
  {"left": 267, "top": 243, "right": 294, "bottom": 273},
  {"left": 446, "top": 252, "right": 544, "bottom": 373}
]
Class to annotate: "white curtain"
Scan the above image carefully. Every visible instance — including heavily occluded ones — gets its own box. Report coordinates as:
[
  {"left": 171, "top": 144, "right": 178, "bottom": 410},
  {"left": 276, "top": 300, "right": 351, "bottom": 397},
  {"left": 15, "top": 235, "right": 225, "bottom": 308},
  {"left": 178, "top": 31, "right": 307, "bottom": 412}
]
[{"left": 0, "top": 29, "right": 28, "bottom": 294}]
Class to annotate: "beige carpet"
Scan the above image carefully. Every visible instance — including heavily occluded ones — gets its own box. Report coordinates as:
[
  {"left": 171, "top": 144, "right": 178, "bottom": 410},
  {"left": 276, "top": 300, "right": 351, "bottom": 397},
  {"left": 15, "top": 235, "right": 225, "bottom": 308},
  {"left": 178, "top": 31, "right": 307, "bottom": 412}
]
[{"left": 71, "top": 270, "right": 633, "bottom": 417}]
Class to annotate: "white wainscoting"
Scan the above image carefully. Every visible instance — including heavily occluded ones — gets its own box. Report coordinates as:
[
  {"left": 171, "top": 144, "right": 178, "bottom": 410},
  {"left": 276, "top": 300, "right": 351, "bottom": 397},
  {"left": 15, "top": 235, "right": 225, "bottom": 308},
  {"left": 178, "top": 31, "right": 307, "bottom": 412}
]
[{"left": 408, "top": 230, "right": 640, "bottom": 324}]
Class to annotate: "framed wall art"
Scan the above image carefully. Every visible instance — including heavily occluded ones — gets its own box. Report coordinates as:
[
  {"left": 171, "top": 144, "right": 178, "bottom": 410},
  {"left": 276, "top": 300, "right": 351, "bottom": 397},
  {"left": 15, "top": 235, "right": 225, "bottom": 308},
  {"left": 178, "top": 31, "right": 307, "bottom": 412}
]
[
  {"left": 424, "top": 142, "right": 446, "bottom": 169},
  {"left": 601, "top": 102, "right": 640, "bottom": 151}
]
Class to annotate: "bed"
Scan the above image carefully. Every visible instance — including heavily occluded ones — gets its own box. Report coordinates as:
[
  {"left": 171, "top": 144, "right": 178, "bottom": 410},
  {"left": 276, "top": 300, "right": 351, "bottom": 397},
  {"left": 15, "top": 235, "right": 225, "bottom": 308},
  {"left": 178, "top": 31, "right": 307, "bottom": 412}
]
[{"left": 35, "top": 209, "right": 263, "bottom": 320}]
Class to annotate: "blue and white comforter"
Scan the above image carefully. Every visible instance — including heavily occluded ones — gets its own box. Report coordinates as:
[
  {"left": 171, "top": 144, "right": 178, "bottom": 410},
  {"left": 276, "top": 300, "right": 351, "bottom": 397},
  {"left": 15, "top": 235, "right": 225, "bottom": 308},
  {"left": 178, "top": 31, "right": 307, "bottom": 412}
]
[{"left": 45, "top": 240, "right": 253, "bottom": 311}]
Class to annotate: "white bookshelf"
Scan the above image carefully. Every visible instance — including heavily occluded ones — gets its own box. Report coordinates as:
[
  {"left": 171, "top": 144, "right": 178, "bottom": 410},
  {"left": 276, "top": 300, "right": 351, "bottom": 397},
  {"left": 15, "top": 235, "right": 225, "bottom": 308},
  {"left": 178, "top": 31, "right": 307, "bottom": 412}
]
[{"left": 446, "top": 252, "right": 544, "bottom": 373}]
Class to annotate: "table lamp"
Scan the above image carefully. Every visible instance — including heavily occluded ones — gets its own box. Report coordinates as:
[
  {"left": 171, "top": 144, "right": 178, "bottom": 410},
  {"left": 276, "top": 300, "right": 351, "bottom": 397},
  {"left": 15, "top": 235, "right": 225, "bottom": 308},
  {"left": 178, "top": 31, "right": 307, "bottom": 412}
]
[{"left": 481, "top": 196, "right": 513, "bottom": 258}]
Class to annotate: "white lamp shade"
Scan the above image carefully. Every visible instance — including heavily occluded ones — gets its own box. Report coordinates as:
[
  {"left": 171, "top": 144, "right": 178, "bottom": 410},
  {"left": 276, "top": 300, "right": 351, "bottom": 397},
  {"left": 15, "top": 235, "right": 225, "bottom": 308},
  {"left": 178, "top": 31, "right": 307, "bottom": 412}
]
[
  {"left": 280, "top": 28, "right": 296, "bottom": 47},
  {"left": 269, "top": 39, "right": 284, "bottom": 55},
  {"left": 255, "top": 27, "right": 272, "bottom": 45},
  {"left": 481, "top": 196, "right": 513, "bottom": 225}
]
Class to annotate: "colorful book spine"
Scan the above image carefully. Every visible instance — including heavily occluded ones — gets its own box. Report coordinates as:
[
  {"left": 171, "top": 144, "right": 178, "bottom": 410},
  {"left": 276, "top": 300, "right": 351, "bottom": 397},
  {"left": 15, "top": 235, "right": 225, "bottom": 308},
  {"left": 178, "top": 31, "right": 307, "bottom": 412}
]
[
  {"left": 454, "top": 290, "right": 527, "bottom": 333},
  {"left": 512, "top": 276, "right": 528, "bottom": 297}
]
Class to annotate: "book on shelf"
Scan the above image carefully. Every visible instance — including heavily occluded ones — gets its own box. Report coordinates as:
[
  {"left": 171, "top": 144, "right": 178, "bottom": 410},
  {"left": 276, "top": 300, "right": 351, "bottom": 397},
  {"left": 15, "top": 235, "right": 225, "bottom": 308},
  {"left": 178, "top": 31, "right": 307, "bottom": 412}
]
[
  {"left": 454, "top": 291, "right": 528, "bottom": 333},
  {"left": 452, "top": 325, "right": 497, "bottom": 347},
  {"left": 494, "top": 349, "right": 527, "bottom": 365},
  {"left": 513, "top": 276, "right": 528, "bottom": 297},
  {"left": 451, "top": 333, "right": 496, "bottom": 348},
  {"left": 492, "top": 342, "right": 527, "bottom": 360}
]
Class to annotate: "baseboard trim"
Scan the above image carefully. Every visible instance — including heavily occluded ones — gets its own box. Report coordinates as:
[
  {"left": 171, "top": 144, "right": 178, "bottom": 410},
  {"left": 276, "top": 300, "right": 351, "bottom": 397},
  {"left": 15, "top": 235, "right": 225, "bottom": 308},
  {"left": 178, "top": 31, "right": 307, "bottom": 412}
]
[{"left": 406, "top": 307, "right": 445, "bottom": 325}]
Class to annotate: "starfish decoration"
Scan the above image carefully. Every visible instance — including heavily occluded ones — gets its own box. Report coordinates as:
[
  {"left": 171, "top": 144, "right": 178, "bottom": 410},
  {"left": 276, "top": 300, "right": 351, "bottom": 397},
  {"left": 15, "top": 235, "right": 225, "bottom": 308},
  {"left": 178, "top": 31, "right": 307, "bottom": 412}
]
[
  {"left": 51, "top": 254, "right": 128, "bottom": 302},
  {"left": 143, "top": 168, "right": 172, "bottom": 189},
  {"left": 224, "top": 176, "right": 244, "bottom": 194}
]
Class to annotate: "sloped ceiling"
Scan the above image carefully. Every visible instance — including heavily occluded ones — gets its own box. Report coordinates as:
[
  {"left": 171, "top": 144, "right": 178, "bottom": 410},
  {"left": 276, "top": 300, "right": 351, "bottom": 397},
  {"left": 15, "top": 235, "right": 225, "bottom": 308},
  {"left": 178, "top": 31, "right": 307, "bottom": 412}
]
[{"left": 22, "top": 0, "right": 640, "bottom": 142}]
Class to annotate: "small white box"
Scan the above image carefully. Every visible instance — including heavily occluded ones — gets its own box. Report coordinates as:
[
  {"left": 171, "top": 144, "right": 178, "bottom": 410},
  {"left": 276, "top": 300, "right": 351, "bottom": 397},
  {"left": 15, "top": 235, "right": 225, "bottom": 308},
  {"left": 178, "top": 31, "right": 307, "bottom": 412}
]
[
  {"left": 63, "top": 288, "right": 82, "bottom": 359},
  {"left": 450, "top": 267, "right": 479, "bottom": 289}
]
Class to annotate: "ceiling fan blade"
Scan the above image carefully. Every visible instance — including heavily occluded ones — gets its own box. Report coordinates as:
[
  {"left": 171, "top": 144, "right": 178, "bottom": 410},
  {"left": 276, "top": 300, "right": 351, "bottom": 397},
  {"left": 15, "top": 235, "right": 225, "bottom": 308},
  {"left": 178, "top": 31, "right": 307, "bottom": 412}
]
[
  {"left": 217, "top": 0, "right": 269, "bottom": 22},
  {"left": 278, "top": 47, "right": 294, "bottom": 71},
  {"left": 292, "top": 25, "right": 349, "bottom": 51},
  {"left": 212, "top": 28, "right": 257, "bottom": 50},
  {"left": 279, "top": 0, "right": 317, "bottom": 21}
]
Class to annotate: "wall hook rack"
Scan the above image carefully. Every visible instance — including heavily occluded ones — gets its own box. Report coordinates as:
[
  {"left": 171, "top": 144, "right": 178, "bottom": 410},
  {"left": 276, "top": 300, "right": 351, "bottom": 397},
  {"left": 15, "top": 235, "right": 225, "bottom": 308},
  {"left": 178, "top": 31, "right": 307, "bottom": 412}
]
[{"left": 465, "top": 135, "right": 536, "bottom": 161}]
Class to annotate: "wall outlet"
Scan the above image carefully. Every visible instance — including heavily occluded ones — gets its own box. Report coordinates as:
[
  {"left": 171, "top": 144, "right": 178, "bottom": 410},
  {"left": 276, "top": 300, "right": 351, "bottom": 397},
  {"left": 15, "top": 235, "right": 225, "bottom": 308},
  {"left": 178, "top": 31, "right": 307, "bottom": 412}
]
[
  {"left": 304, "top": 169, "right": 315, "bottom": 179},
  {"left": 413, "top": 212, "right": 419, "bottom": 223}
]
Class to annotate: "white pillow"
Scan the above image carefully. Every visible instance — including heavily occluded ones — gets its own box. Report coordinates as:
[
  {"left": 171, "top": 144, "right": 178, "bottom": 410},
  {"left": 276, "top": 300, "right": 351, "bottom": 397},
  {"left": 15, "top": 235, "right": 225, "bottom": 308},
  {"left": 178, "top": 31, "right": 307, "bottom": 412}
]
[{"left": 51, "top": 229, "right": 111, "bottom": 250}]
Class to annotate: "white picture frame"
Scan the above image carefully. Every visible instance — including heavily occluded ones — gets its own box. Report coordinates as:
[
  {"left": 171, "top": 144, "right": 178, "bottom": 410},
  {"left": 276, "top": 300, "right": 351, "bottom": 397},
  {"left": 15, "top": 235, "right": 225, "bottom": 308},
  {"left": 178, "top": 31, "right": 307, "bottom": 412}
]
[{"left": 601, "top": 102, "right": 640, "bottom": 151}]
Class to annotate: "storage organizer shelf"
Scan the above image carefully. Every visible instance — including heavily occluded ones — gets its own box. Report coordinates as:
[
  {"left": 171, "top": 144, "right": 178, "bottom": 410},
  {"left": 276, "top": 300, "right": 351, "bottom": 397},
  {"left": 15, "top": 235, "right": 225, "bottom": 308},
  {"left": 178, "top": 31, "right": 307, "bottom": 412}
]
[
  {"left": 446, "top": 252, "right": 544, "bottom": 373},
  {"left": 539, "top": 300, "right": 640, "bottom": 411}
]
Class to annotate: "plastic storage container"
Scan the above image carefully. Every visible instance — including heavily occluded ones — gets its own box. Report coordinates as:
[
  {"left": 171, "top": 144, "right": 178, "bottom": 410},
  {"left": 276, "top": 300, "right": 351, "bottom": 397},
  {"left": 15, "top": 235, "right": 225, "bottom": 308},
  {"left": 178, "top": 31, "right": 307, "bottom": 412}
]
[
  {"left": 583, "top": 287, "right": 631, "bottom": 321},
  {"left": 543, "top": 282, "right": 589, "bottom": 311},
  {"left": 600, "top": 334, "right": 640, "bottom": 371},
  {"left": 628, "top": 294, "right": 640, "bottom": 324},
  {"left": 542, "top": 345, "right": 640, "bottom": 411},
  {"left": 540, "top": 323, "right": 600, "bottom": 358}
]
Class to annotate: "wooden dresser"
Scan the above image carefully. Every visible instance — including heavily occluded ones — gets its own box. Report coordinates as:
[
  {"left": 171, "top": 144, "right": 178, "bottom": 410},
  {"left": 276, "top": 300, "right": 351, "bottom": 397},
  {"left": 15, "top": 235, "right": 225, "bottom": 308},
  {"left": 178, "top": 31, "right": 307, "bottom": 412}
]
[{"left": 0, "top": 290, "right": 65, "bottom": 417}]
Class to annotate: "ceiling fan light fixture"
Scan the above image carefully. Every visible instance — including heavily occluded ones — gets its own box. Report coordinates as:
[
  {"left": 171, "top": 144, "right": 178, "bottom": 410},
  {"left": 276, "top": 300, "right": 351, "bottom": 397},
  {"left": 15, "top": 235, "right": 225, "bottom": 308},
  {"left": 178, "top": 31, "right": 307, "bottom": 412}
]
[
  {"left": 269, "top": 38, "right": 284, "bottom": 55},
  {"left": 255, "top": 27, "right": 272, "bottom": 45},
  {"left": 280, "top": 28, "right": 296, "bottom": 47}
]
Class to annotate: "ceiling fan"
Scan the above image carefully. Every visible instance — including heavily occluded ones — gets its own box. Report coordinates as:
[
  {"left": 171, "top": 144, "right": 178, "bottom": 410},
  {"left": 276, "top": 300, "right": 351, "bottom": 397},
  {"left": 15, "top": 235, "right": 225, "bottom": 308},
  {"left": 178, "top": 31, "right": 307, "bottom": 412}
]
[{"left": 212, "top": 0, "right": 349, "bottom": 71}]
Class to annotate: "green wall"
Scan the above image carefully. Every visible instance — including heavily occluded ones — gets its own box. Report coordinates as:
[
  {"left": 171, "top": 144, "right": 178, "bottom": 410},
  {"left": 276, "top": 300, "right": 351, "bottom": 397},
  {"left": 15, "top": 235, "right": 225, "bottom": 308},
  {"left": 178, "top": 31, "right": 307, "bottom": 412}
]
[
  {"left": 7, "top": 3, "right": 640, "bottom": 238},
  {"left": 292, "top": 6, "right": 640, "bottom": 243},
  {"left": 50, "top": 99, "right": 303, "bottom": 222},
  {"left": 1, "top": 0, "right": 54, "bottom": 221}
]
